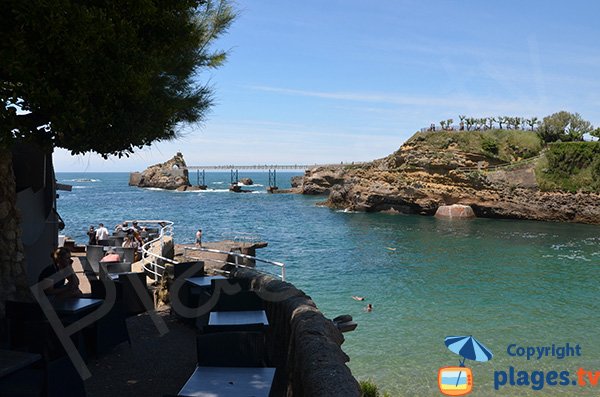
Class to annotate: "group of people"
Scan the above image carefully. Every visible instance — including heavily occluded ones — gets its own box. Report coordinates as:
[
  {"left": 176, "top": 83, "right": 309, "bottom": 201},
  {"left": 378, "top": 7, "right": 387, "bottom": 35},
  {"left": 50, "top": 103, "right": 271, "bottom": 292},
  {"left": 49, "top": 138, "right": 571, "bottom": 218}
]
[
  {"left": 86, "top": 221, "right": 144, "bottom": 261},
  {"left": 87, "top": 221, "right": 144, "bottom": 246}
]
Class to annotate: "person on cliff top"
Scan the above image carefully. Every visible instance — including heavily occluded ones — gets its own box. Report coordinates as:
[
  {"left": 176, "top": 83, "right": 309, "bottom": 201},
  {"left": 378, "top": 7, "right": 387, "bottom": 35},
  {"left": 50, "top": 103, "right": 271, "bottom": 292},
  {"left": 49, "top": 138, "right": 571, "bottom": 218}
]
[
  {"left": 39, "top": 247, "right": 82, "bottom": 298},
  {"left": 195, "top": 229, "right": 203, "bottom": 247}
]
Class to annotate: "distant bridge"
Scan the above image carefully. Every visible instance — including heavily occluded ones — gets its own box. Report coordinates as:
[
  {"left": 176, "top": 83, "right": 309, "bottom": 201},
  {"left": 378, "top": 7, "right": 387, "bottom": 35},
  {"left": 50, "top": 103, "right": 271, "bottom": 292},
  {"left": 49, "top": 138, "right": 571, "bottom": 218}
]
[
  {"left": 186, "top": 164, "right": 310, "bottom": 170},
  {"left": 185, "top": 163, "right": 363, "bottom": 171}
]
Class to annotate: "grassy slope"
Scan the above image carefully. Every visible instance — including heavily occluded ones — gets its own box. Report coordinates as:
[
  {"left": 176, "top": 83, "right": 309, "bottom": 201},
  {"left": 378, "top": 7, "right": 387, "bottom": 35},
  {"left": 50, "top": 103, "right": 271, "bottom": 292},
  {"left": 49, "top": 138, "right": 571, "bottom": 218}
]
[
  {"left": 405, "top": 129, "right": 543, "bottom": 163},
  {"left": 368, "top": 129, "right": 600, "bottom": 193},
  {"left": 535, "top": 142, "right": 600, "bottom": 192}
]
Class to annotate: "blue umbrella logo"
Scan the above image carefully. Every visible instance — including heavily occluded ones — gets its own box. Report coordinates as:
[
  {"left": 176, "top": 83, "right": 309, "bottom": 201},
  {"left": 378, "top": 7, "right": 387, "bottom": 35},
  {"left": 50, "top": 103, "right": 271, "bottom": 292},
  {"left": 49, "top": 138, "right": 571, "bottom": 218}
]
[
  {"left": 445, "top": 335, "right": 493, "bottom": 366},
  {"left": 442, "top": 335, "right": 493, "bottom": 393}
]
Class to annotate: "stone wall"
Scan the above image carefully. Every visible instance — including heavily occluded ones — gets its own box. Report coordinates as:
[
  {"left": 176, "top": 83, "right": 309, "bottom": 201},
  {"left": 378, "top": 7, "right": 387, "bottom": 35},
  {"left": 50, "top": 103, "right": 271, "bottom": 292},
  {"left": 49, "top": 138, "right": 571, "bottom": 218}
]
[
  {"left": 232, "top": 268, "right": 361, "bottom": 397},
  {"left": 0, "top": 151, "right": 30, "bottom": 318}
]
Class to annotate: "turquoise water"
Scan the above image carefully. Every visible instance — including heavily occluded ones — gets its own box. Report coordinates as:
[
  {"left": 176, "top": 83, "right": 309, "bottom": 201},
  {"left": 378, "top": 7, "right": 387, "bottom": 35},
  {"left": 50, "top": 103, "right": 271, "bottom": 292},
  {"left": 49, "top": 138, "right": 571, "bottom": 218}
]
[{"left": 57, "top": 172, "right": 600, "bottom": 396}]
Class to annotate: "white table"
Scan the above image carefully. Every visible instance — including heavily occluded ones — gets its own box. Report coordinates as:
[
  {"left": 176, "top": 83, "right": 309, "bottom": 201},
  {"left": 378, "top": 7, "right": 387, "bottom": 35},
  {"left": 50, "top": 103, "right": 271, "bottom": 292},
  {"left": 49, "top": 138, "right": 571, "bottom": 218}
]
[
  {"left": 178, "top": 366, "right": 275, "bottom": 397},
  {"left": 185, "top": 275, "right": 226, "bottom": 288},
  {"left": 208, "top": 310, "right": 269, "bottom": 327}
]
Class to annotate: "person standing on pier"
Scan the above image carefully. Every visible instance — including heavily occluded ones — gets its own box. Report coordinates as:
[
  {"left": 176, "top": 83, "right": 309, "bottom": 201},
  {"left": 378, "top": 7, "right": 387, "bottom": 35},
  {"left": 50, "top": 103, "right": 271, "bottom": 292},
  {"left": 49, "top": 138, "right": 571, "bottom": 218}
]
[
  {"left": 87, "top": 225, "right": 97, "bottom": 245},
  {"left": 96, "top": 222, "right": 109, "bottom": 243},
  {"left": 195, "top": 229, "right": 203, "bottom": 247}
]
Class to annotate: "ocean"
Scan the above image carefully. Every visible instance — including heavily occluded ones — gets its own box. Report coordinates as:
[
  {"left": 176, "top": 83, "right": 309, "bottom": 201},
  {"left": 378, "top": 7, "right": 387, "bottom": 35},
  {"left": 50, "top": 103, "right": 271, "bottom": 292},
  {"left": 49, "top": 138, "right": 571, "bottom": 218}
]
[{"left": 56, "top": 172, "right": 600, "bottom": 396}]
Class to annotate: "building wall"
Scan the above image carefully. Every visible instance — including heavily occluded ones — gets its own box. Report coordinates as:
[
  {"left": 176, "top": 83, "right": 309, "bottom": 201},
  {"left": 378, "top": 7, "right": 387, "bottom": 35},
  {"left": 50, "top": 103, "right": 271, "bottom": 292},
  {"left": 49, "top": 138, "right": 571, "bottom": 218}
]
[{"left": 12, "top": 145, "right": 59, "bottom": 285}]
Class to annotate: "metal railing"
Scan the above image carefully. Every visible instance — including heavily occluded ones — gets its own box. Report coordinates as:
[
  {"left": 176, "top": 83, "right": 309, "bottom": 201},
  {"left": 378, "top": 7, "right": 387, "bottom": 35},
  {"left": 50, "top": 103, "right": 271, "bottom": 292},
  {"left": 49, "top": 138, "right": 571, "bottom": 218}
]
[
  {"left": 139, "top": 220, "right": 177, "bottom": 279},
  {"left": 139, "top": 220, "right": 286, "bottom": 282},
  {"left": 183, "top": 246, "right": 286, "bottom": 281}
]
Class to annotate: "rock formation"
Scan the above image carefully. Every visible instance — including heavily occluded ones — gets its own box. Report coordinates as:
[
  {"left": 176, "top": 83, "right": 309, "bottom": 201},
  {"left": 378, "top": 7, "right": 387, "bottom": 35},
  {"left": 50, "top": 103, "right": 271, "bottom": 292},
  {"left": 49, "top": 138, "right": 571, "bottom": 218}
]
[
  {"left": 435, "top": 204, "right": 476, "bottom": 219},
  {"left": 298, "top": 139, "right": 600, "bottom": 224},
  {"left": 129, "top": 153, "right": 190, "bottom": 190},
  {"left": 239, "top": 177, "right": 254, "bottom": 185}
]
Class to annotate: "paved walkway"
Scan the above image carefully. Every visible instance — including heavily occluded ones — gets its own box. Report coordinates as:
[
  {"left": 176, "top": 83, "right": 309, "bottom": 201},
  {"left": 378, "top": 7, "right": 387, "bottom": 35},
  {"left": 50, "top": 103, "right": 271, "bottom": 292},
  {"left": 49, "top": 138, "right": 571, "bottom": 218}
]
[{"left": 84, "top": 308, "right": 197, "bottom": 397}]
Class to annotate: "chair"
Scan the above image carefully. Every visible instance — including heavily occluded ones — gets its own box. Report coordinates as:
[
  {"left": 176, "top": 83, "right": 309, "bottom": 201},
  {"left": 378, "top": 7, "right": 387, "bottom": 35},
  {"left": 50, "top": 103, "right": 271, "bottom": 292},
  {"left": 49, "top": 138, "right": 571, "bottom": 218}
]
[
  {"left": 84, "top": 300, "right": 130, "bottom": 357},
  {"left": 85, "top": 245, "right": 105, "bottom": 274},
  {"left": 118, "top": 272, "right": 153, "bottom": 317},
  {"left": 5, "top": 301, "right": 68, "bottom": 361},
  {"left": 106, "top": 261, "right": 132, "bottom": 274},
  {"left": 196, "top": 331, "right": 267, "bottom": 367},
  {"left": 170, "top": 262, "right": 205, "bottom": 324},
  {"left": 211, "top": 279, "right": 264, "bottom": 312},
  {"left": 79, "top": 257, "right": 97, "bottom": 280},
  {"left": 113, "top": 247, "right": 135, "bottom": 264},
  {"left": 108, "top": 236, "right": 124, "bottom": 247},
  {"left": 0, "top": 355, "right": 86, "bottom": 397},
  {"left": 172, "top": 261, "right": 205, "bottom": 279}
]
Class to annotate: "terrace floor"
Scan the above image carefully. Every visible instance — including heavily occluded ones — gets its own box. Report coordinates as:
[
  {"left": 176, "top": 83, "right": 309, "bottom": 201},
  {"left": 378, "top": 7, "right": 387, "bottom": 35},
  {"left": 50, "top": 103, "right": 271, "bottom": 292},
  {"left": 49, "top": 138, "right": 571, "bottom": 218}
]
[{"left": 70, "top": 253, "right": 198, "bottom": 396}]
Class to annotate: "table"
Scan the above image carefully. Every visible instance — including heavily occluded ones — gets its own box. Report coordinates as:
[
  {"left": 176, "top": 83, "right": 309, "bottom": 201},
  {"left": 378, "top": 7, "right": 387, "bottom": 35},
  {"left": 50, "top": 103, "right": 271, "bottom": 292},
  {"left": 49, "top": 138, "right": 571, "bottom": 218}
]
[
  {"left": 51, "top": 298, "right": 103, "bottom": 315},
  {"left": 178, "top": 366, "right": 275, "bottom": 397},
  {"left": 185, "top": 275, "right": 226, "bottom": 288},
  {"left": 0, "top": 350, "right": 41, "bottom": 378},
  {"left": 209, "top": 310, "right": 269, "bottom": 327}
]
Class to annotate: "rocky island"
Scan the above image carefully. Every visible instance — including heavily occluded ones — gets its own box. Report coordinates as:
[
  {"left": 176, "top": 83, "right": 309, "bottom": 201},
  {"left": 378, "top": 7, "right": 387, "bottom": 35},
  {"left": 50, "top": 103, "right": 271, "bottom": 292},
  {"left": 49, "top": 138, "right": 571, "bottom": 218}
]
[
  {"left": 129, "top": 152, "right": 205, "bottom": 191},
  {"left": 298, "top": 120, "right": 600, "bottom": 224}
]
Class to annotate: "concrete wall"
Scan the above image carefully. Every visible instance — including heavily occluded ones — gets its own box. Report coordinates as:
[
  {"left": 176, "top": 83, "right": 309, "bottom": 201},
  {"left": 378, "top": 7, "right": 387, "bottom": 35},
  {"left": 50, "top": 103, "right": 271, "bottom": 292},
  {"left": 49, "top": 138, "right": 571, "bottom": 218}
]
[{"left": 232, "top": 268, "right": 361, "bottom": 397}]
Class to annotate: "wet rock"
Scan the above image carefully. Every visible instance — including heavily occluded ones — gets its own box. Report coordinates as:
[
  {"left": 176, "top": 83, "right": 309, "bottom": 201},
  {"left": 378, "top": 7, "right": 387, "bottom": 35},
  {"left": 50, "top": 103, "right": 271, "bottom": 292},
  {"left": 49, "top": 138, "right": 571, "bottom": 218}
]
[{"left": 435, "top": 204, "right": 476, "bottom": 219}]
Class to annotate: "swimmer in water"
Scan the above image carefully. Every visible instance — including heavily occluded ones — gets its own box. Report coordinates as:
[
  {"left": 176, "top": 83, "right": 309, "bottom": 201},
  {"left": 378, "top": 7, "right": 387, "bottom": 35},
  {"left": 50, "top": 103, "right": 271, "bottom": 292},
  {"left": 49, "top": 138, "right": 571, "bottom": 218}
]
[
  {"left": 365, "top": 303, "right": 373, "bottom": 312},
  {"left": 352, "top": 296, "right": 365, "bottom": 301}
]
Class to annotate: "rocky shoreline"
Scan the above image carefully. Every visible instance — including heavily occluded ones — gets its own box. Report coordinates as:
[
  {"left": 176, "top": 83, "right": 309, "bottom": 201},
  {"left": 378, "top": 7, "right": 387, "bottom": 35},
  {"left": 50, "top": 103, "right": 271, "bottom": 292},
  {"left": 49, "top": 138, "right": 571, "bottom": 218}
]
[{"left": 295, "top": 143, "right": 600, "bottom": 225}]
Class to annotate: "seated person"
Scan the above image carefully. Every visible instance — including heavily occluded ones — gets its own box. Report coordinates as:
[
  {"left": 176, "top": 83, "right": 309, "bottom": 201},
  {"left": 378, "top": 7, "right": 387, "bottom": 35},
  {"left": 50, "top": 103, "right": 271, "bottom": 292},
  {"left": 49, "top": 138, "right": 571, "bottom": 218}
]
[
  {"left": 39, "top": 247, "right": 82, "bottom": 298},
  {"left": 100, "top": 249, "right": 121, "bottom": 263}
]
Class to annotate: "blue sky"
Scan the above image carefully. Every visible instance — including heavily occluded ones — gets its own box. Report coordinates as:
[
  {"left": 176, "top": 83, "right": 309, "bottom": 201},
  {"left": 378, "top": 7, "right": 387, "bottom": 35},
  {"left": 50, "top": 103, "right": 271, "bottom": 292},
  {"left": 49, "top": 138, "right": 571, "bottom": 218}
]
[{"left": 54, "top": 0, "right": 600, "bottom": 171}]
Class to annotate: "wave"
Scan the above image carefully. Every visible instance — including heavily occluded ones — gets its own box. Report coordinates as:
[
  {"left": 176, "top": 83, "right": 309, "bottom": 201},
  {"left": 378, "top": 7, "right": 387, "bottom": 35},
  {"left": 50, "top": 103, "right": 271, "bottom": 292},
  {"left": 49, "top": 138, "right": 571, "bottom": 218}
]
[{"left": 69, "top": 178, "right": 101, "bottom": 182}]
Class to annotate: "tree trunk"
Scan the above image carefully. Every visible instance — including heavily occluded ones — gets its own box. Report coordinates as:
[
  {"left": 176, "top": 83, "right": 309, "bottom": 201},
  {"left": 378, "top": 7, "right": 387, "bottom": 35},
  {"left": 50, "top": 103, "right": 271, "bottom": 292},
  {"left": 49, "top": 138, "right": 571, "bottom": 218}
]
[{"left": 0, "top": 150, "right": 30, "bottom": 318}]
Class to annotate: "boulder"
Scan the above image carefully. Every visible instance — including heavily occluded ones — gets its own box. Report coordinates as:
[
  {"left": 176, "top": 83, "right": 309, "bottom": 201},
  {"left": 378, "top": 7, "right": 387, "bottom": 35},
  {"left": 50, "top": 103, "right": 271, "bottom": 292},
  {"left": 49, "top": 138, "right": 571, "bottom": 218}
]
[
  {"left": 290, "top": 175, "right": 303, "bottom": 188},
  {"left": 239, "top": 177, "right": 253, "bottom": 185},
  {"left": 129, "top": 152, "right": 190, "bottom": 190},
  {"left": 435, "top": 204, "right": 476, "bottom": 219}
]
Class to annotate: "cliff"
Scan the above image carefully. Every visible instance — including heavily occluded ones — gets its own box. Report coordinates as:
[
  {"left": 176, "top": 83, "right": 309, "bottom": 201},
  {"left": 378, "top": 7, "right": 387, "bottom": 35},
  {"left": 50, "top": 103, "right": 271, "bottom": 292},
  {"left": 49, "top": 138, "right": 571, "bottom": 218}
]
[
  {"left": 129, "top": 152, "right": 190, "bottom": 190},
  {"left": 300, "top": 130, "right": 600, "bottom": 224}
]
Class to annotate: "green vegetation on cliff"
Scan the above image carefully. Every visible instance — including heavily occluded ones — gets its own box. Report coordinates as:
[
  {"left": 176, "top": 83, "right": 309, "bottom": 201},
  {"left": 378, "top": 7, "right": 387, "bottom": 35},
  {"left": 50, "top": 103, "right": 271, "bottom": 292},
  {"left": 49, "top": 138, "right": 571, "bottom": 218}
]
[
  {"left": 406, "top": 129, "right": 543, "bottom": 163},
  {"left": 535, "top": 142, "right": 600, "bottom": 192}
]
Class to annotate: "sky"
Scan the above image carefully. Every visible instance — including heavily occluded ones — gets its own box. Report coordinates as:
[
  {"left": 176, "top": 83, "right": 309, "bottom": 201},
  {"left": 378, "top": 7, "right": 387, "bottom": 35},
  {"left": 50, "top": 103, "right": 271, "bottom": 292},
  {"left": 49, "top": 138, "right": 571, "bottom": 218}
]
[{"left": 54, "top": 0, "right": 600, "bottom": 172}]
